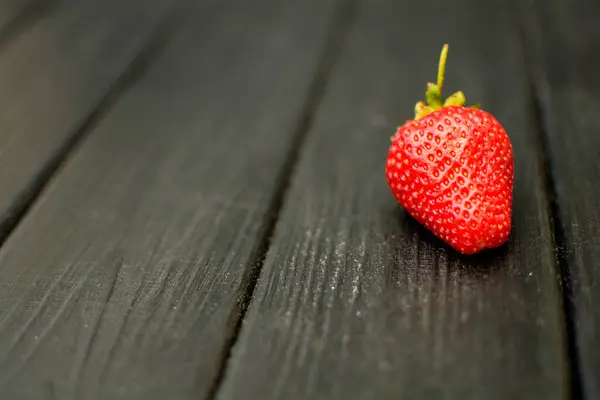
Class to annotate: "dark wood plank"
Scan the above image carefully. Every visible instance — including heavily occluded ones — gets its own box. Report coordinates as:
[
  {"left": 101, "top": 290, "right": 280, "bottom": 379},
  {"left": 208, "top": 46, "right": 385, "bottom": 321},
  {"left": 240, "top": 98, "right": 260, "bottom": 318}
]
[
  {"left": 523, "top": 0, "right": 600, "bottom": 397},
  {"left": 0, "top": 0, "right": 43, "bottom": 38},
  {"left": 0, "top": 0, "right": 48, "bottom": 43},
  {"left": 0, "top": 0, "right": 170, "bottom": 240},
  {"left": 0, "top": 0, "right": 340, "bottom": 398},
  {"left": 218, "top": 0, "right": 569, "bottom": 398}
]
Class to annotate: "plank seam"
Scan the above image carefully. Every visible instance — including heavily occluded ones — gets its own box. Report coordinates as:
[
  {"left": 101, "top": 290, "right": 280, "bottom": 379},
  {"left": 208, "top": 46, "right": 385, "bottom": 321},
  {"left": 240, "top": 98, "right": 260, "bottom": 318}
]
[
  {"left": 528, "top": 82, "right": 583, "bottom": 400},
  {"left": 0, "top": 11, "right": 179, "bottom": 250},
  {"left": 205, "top": 0, "right": 362, "bottom": 397},
  {"left": 515, "top": 5, "right": 584, "bottom": 399}
]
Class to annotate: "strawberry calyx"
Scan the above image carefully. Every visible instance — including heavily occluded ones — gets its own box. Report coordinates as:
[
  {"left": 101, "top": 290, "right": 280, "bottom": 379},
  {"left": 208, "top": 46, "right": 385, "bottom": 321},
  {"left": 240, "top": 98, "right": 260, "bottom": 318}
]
[{"left": 414, "top": 44, "right": 480, "bottom": 120}]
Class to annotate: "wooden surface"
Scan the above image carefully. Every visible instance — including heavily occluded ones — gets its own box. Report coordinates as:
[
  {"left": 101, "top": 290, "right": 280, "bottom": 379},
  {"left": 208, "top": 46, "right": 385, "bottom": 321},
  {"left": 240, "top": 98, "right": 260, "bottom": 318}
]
[
  {"left": 0, "top": 0, "right": 596, "bottom": 398},
  {"left": 218, "top": 0, "right": 568, "bottom": 399},
  {"left": 524, "top": 0, "right": 600, "bottom": 397},
  {"left": 0, "top": 0, "right": 340, "bottom": 398},
  {"left": 0, "top": 0, "right": 169, "bottom": 242},
  {"left": 0, "top": 0, "right": 42, "bottom": 41}
]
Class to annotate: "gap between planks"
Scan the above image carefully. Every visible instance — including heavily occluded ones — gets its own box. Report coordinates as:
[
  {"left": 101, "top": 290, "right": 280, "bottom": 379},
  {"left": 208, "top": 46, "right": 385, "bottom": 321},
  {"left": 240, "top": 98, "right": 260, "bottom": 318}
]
[
  {"left": 205, "top": 0, "right": 361, "bottom": 397},
  {"left": 0, "top": 11, "right": 178, "bottom": 250},
  {"left": 515, "top": 9, "right": 583, "bottom": 399},
  {"left": 527, "top": 82, "right": 583, "bottom": 400}
]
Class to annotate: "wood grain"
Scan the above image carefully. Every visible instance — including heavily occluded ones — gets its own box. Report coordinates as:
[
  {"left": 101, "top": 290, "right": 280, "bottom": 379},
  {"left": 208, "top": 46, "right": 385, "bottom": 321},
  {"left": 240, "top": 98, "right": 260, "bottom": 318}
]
[
  {"left": 0, "top": 0, "right": 170, "bottom": 241},
  {"left": 218, "top": 0, "right": 569, "bottom": 398},
  {"left": 523, "top": 0, "right": 600, "bottom": 396},
  {"left": 0, "top": 0, "right": 341, "bottom": 398}
]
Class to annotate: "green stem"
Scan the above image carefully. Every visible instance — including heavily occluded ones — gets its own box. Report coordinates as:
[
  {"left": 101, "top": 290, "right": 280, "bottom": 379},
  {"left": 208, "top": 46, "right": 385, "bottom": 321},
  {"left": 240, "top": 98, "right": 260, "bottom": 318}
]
[
  {"left": 437, "top": 44, "right": 448, "bottom": 95},
  {"left": 413, "top": 44, "right": 477, "bottom": 119}
]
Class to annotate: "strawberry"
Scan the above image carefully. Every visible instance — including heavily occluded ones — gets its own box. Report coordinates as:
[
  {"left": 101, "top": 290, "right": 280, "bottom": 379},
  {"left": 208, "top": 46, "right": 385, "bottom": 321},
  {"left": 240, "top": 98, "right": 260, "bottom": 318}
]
[{"left": 386, "top": 44, "right": 513, "bottom": 255}]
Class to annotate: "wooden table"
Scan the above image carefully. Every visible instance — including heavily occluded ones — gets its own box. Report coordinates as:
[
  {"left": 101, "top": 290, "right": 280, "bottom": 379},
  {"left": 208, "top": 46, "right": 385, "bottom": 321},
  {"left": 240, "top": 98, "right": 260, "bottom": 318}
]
[{"left": 0, "top": 0, "right": 597, "bottom": 398}]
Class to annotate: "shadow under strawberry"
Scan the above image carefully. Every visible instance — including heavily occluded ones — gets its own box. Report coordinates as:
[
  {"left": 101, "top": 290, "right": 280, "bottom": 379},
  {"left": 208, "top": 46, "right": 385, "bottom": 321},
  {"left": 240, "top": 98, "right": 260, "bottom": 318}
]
[{"left": 401, "top": 209, "right": 510, "bottom": 270}]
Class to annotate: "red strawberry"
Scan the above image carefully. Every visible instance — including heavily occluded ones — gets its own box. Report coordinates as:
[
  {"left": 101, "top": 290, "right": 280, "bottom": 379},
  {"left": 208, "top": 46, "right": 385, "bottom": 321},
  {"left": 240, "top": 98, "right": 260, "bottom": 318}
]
[{"left": 386, "top": 44, "right": 514, "bottom": 255}]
